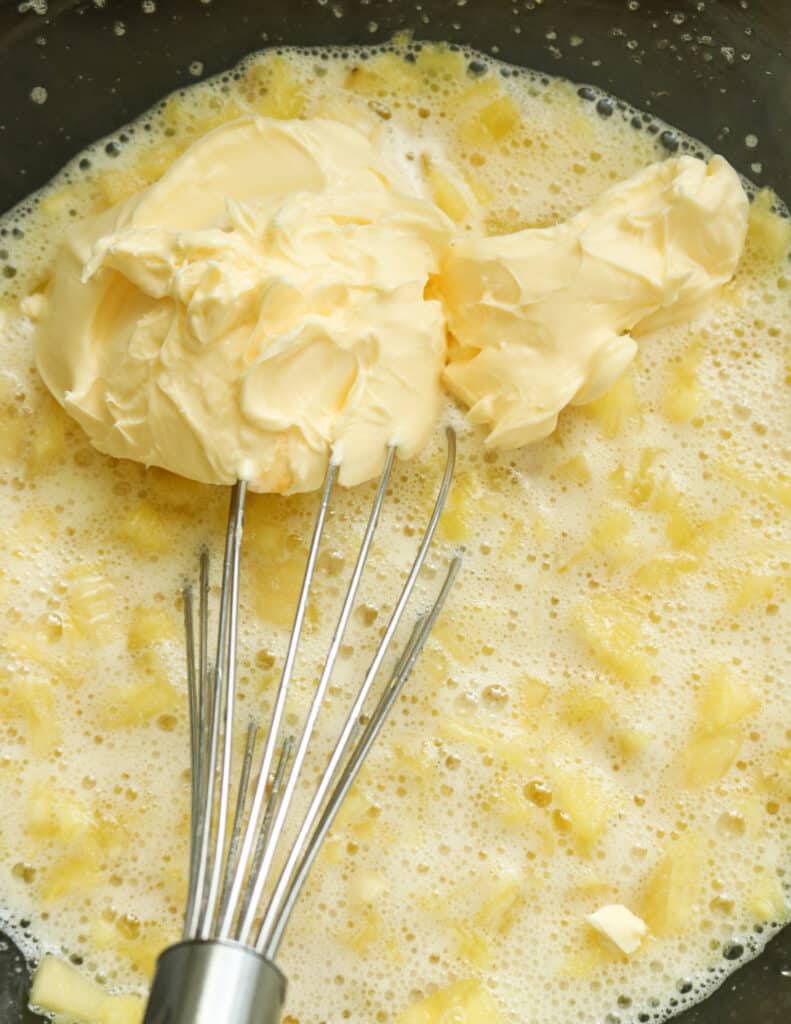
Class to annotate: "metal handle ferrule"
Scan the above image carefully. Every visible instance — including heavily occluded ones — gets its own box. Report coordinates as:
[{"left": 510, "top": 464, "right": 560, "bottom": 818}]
[{"left": 142, "top": 939, "right": 285, "bottom": 1024}]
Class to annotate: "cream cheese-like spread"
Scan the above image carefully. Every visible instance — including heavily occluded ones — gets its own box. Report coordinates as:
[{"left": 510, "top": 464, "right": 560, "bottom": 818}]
[
  {"left": 34, "top": 116, "right": 452, "bottom": 493},
  {"left": 33, "top": 120, "right": 747, "bottom": 490},
  {"left": 439, "top": 155, "right": 748, "bottom": 448}
]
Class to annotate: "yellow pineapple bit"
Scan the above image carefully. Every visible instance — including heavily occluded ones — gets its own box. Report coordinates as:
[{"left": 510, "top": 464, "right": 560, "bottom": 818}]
[
  {"left": 632, "top": 553, "right": 699, "bottom": 590},
  {"left": 245, "top": 55, "right": 306, "bottom": 119},
  {"left": 0, "top": 679, "right": 60, "bottom": 755},
  {"left": 640, "top": 836, "right": 703, "bottom": 936},
  {"left": 66, "top": 564, "right": 115, "bottom": 641},
  {"left": 728, "top": 572, "right": 781, "bottom": 613},
  {"left": 558, "top": 685, "right": 610, "bottom": 730},
  {"left": 27, "top": 393, "right": 68, "bottom": 472},
  {"left": 761, "top": 746, "right": 791, "bottom": 801},
  {"left": 555, "top": 454, "right": 592, "bottom": 485},
  {"left": 716, "top": 460, "right": 791, "bottom": 511},
  {"left": 438, "top": 468, "right": 504, "bottom": 542},
  {"left": 745, "top": 874, "right": 788, "bottom": 923},
  {"left": 30, "top": 956, "right": 144, "bottom": 1024},
  {"left": 456, "top": 927, "right": 492, "bottom": 968},
  {"left": 475, "top": 877, "right": 524, "bottom": 934},
  {"left": 699, "top": 665, "right": 760, "bottom": 733},
  {"left": 127, "top": 605, "right": 179, "bottom": 652},
  {"left": 609, "top": 447, "right": 661, "bottom": 508},
  {"left": 662, "top": 342, "right": 706, "bottom": 423},
  {"left": 102, "top": 650, "right": 179, "bottom": 728},
  {"left": 117, "top": 502, "right": 175, "bottom": 555},
  {"left": 615, "top": 727, "right": 652, "bottom": 759},
  {"left": 98, "top": 168, "right": 148, "bottom": 206},
  {"left": 414, "top": 44, "right": 468, "bottom": 84},
  {"left": 420, "top": 153, "right": 472, "bottom": 223},
  {"left": 684, "top": 732, "right": 743, "bottom": 788},
  {"left": 565, "top": 509, "right": 638, "bottom": 573},
  {"left": 552, "top": 769, "right": 613, "bottom": 855},
  {"left": 746, "top": 189, "right": 791, "bottom": 264},
  {"left": 395, "top": 978, "right": 507, "bottom": 1024},
  {"left": 583, "top": 369, "right": 641, "bottom": 437},
  {"left": 574, "top": 595, "right": 655, "bottom": 686},
  {"left": 344, "top": 51, "right": 421, "bottom": 98}
]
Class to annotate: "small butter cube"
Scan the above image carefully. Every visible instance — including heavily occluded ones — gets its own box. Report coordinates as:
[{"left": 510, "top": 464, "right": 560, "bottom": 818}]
[{"left": 586, "top": 904, "right": 647, "bottom": 955}]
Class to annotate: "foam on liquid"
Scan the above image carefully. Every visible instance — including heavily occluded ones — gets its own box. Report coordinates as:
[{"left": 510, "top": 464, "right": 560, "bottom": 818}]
[{"left": 0, "top": 41, "right": 789, "bottom": 1024}]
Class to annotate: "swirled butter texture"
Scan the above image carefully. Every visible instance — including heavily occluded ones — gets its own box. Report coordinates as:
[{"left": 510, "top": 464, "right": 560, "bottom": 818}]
[
  {"left": 33, "top": 118, "right": 747, "bottom": 488},
  {"left": 34, "top": 116, "right": 452, "bottom": 493},
  {"left": 439, "top": 155, "right": 748, "bottom": 447}
]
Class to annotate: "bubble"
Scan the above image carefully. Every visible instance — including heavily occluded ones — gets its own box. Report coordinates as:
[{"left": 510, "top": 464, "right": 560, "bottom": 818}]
[{"left": 29, "top": 86, "right": 48, "bottom": 105}]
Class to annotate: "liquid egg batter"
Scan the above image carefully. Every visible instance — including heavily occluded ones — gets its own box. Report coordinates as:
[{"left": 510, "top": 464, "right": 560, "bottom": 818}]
[{"left": 0, "top": 40, "right": 789, "bottom": 1024}]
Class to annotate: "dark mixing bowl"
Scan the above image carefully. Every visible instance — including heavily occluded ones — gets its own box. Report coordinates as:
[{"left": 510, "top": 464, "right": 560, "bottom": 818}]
[{"left": 0, "top": 0, "right": 789, "bottom": 1021}]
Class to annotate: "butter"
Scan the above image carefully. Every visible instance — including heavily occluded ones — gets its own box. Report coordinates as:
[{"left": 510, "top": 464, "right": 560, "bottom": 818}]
[
  {"left": 34, "top": 116, "right": 452, "bottom": 493},
  {"left": 32, "top": 125, "right": 747, "bottom": 493},
  {"left": 586, "top": 904, "right": 648, "bottom": 955},
  {"left": 439, "top": 156, "right": 748, "bottom": 448}
]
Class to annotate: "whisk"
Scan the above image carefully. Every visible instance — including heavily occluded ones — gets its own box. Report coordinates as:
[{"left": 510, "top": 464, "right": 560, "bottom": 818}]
[{"left": 143, "top": 429, "right": 460, "bottom": 1024}]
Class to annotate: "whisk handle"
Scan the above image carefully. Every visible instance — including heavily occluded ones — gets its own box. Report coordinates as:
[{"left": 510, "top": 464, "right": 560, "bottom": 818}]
[{"left": 142, "top": 939, "right": 286, "bottom": 1024}]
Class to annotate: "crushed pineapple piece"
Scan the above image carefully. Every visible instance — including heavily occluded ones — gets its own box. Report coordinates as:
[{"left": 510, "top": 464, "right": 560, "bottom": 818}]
[
  {"left": 615, "top": 727, "right": 652, "bottom": 758},
  {"left": 344, "top": 52, "right": 421, "bottom": 98},
  {"left": 716, "top": 461, "right": 791, "bottom": 510},
  {"left": 555, "top": 454, "right": 592, "bottom": 484},
  {"left": 684, "top": 732, "right": 743, "bottom": 788},
  {"left": 574, "top": 595, "right": 655, "bottom": 686},
  {"left": 761, "top": 746, "right": 791, "bottom": 800},
  {"left": 565, "top": 509, "right": 638, "bottom": 572},
  {"left": 699, "top": 665, "right": 759, "bottom": 734},
  {"left": 662, "top": 342, "right": 706, "bottom": 423},
  {"left": 27, "top": 393, "right": 68, "bottom": 472},
  {"left": 395, "top": 978, "right": 506, "bottom": 1024},
  {"left": 552, "top": 769, "right": 613, "bottom": 855},
  {"left": 609, "top": 448, "right": 661, "bottom": 508},
  {"left": 728, "top": 571, "right": 782, "bottom": 612},
  {"left": 438, "top": 469, "right": 504, "bottom": 542},
  {"left": 245, "top": 55, "right": 307, "bottom": 118},
  {"left": 102, "top": 651, "right": 179, "bottom": 727},
  {"left": 475, "top": 877, "right": 524, "bottom": 934},
  {"left": 559, "top": 685, "right": 610, "bottom": 729},
  {"left": 117, "top": 503, "right": 174, "bottom": 555},
  {"left": 421, "top": 153, "right": 472, "bottom": 222},
  {"left": 746, "top": 189, "right": 791, "bottom": 263},
  {"left": 640, "top": 837, "right": 703, "bottom": 936},
  {"left": 0, "top": 679, "right": 59, "bottom": 755},
  {"left": 66, "top": 564, "right": 115, "bottom": 641},
  {"left": 456, "top": 927, "right": 492, "bottom": 967},
  {"left": 30, "top": 956, "right": 144, "bottom": 1024},
  {"left": 745, "top": 874, "right": 788, "bottom": 923},
  {"left": 632, "top": 553, "right": 699, "bottom": 589},
  {"left": 584, "top": 370, "right": 641, "bottom": 437},
  {"left": 127, "top": 605, "right": 178, "bottom": 652}
]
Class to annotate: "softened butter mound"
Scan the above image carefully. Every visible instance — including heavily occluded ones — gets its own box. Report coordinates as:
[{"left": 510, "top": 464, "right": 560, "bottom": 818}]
[
  {"left": 438, "top": 155, "right": 748, "bottom": 448},
  {"left": 33, "top": 116, "right": 452, "bottom": 494}
]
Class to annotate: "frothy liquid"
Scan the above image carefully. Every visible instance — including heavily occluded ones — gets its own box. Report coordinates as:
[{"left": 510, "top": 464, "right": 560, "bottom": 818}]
[{"left": 0, "top": 41, "right": 789, "bottom": 1024}]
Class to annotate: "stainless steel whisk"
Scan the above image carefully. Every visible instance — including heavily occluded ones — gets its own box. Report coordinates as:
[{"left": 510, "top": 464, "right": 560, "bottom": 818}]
[{"left": 143, "top": 429, "right": 460, "bottom": 1024}]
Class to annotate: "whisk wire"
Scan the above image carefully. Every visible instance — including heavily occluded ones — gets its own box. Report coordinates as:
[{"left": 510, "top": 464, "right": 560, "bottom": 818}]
[
  {"left": 263, "top": 553, "right": 462, "bottom": 957},
  {"left": 252, "top": 427, "right": 457, "bottom": 950}
]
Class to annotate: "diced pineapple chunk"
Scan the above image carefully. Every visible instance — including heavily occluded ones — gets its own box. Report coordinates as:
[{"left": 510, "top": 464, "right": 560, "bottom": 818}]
[
  {"left": 559, "top": 685, "right": 610, "bottom": 729},
  {"left": 475, "top": 877, "right": 524, "bottom": 934},
  {"left": 552, "top": 769, "right": 612, "bottom": 855},
  {"left": 395, "top": 979, "right": 507, "bottom": 1024},
  {"left": 584, "top": 370, "right": 641, "bottom": 437},
  {"left": 456, "top": 928, "right": 492, "bottom": 967},
  {"left": 414, "top": 44, "right": 468, "bottom": 84},
  {"left": 98, "top": 168, "right": 147, "bottom": 206},
  {"left": 615, "top": 727, "right": 652, "bottom": 758},
  {"left": 728, "top": 572, "right": 778, "bottom": 612},
  {"left": 102, "top": 651, "right": 179, "bottom": 727},
  {"left": 746, "top": 189, "right": 791, "bottom": 263},
  {"left": 716, "top": 461, "right": 791, "bottom": 510},
  {"left": 632, "top": 553, "right": 698, "bottom": 589},
  {"left": 30, "top": 956, "right": 144, "bottom": 1024},
  {"left": 344, "top": 52, "right": 422, "bottom": 97},
  {"left": 609, "top": 448, "right": 661, "bottom": 508},
  {"left": 27, "top": 393, "right": 67, "bottom": 472},
  {"left": 761, "top": 746, "right": 791, "bottom": 800},
  {"left": 699, "top": 665, "right": 759, "bottom": 733},
  {"left": 0, "top": 680, "right": 59, "bottom": 755},
  {"left": 746, "top": 874, "right": 788, "bottom": 923},
  {"left": 684, "top": 732, "right": 742, "bottom": 788},
  {"left": 459, "top": 91, "right": 521, "bottom": 147},
  {"left": 127, "top": 605, "right": 178, "bottom": 652},
  {"left": 66, "top": 564, "right": 115, "bottom": 641},
  {"left": 567, "top": 509, "right": 638, "bottom": 572},
  {"left": 421, "top": 154, "right": 472, "bottom": 222},
  {"left": 574, "top": 595, "right": 655, "bottom": 686},
  {"left": 117, "top": 502, "right": 174, "bottom": 555},
  {"left": 662, "top": 343, "right": 705, "bottom": 423},
  {"left": 438, "top": 468, "right": 503, "bottom": 542},
  {"left": 555, "top": 454, "right": 592, "bottom": 485},
  {"left": 640, "top": 837, "right": 703, "bottom": 936},
  {"left": 246, "top": 55, "right": 306, "bottom": 118}
]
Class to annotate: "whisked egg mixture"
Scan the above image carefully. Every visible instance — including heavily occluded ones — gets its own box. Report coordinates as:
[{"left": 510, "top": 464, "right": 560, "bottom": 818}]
[{"left": 0, "top": 40, "right": 790, "bottom": 1024}]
